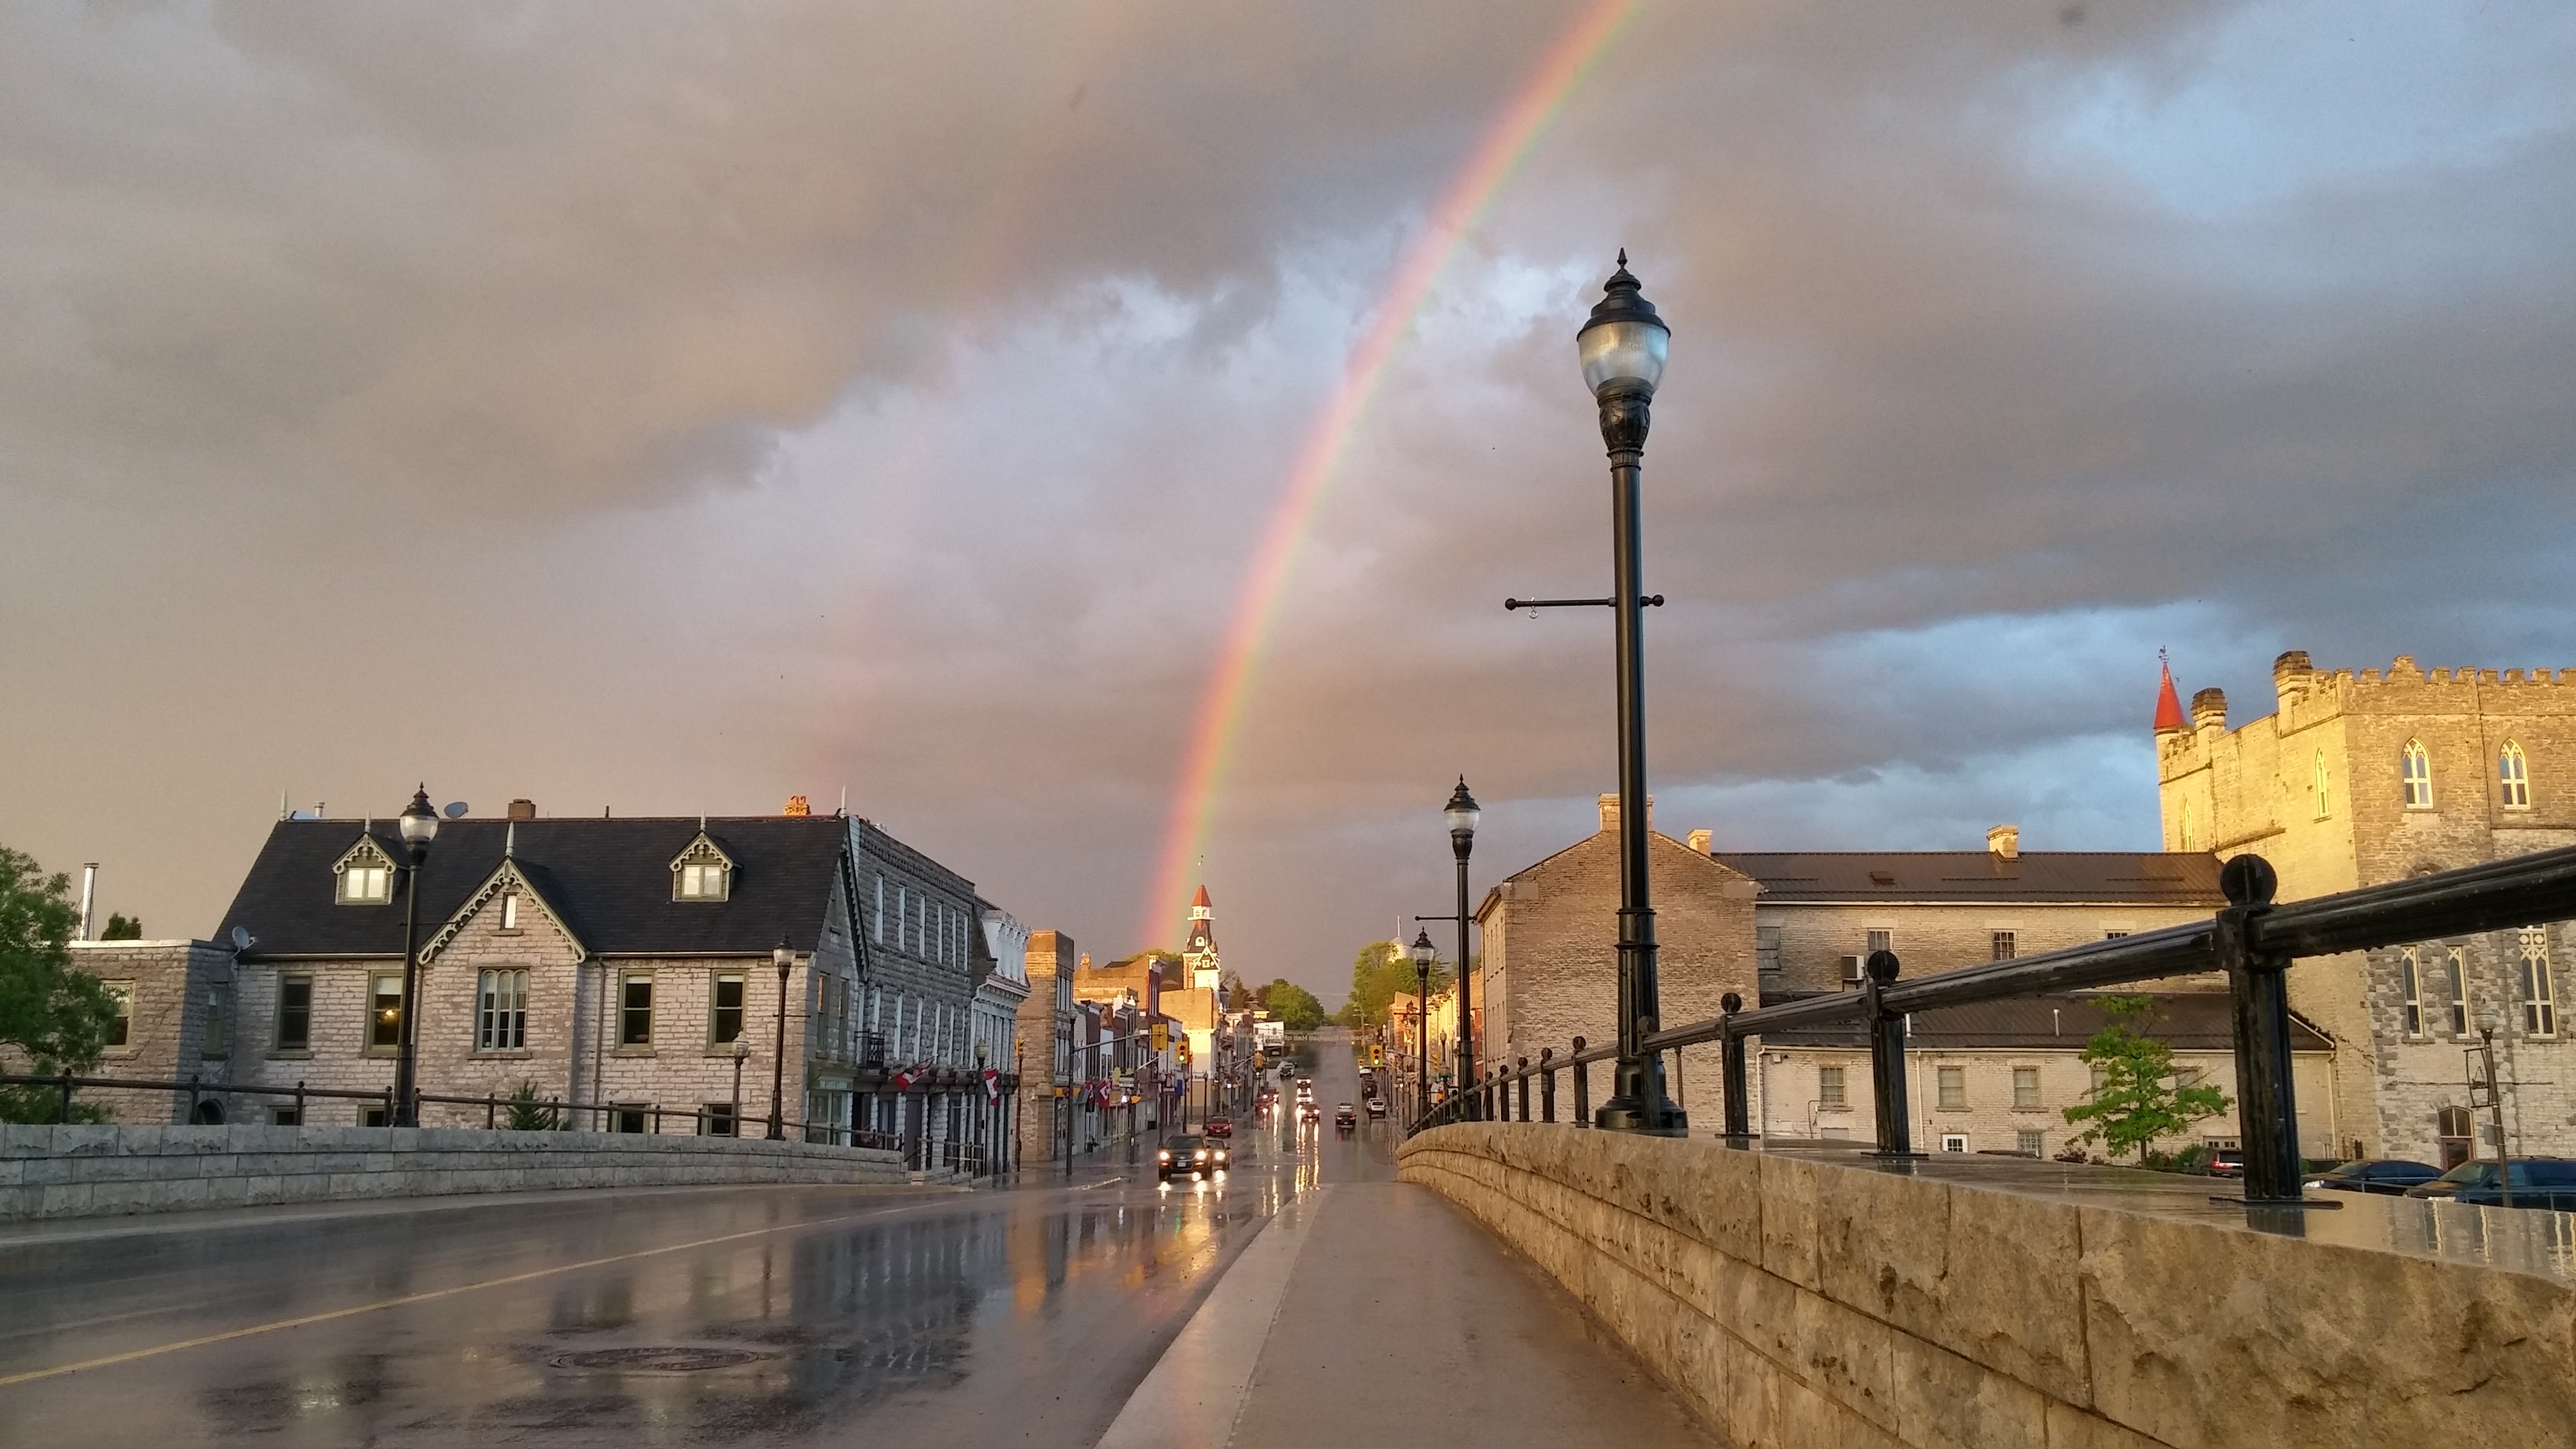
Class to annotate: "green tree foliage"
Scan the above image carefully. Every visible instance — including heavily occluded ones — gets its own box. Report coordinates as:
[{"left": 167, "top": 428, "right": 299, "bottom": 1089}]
[
  {"left": 1336, "top": 940, "right": 1455, "bottom": 1027},
  {"left": 503, "top": 1080, "right": 560, "bottom": 1131},
  {"left": 0, "top": 846, "right": 122, "bottom": 1123},
  {"left": 2061, "top": 996, "right": 2231, "bottom": 1165},
  {"left": 1264, "top": 980, "right": 1328, "bottom": 1032},
  {"left": 101, "top": 913, "right": 142, "bottom": 941}
]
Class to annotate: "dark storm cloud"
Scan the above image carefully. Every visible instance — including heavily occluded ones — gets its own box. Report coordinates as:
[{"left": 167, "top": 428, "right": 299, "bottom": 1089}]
[{"left": 5, "top": 2, "right": 2572, "bottom": 996}]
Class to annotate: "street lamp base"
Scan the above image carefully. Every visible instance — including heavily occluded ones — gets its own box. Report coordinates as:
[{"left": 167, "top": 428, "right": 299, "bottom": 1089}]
[{"left": 1593, "top": 1095, "right": 1688, "bottom": 1134}]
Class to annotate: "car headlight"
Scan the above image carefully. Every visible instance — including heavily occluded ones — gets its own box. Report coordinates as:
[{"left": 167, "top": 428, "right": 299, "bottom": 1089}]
[
  {"left": 1194, "top": 1150, "right": 1208, "bottom": 1159},
  {"left": 1158, "top": 1151, "right": 1170, "bottom": 1160}
]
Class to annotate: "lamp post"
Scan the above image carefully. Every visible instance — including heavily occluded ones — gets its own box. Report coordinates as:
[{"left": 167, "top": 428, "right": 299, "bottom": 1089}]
[
  {"left": 390, "top": 786, "right": 439, "bottom": 1128},
  {"left": 768, "top": 939, "right": 794, "bottom": 1139},
  {"left": 731, "top": 1038, "right": 750, "bottom": 1136},
  {"left": 1445, "top": 777, "right": 1479, "bottom": 1117},
  {"left": 1579, "top": 254, "right": 1684, "bottom": 1134},
  {"left": 2476, "top": 1008, "right": 2513, "bottom": 1209},
  {"left": 1410, "top": 929, "right": 1436, "bottom": 1124}
]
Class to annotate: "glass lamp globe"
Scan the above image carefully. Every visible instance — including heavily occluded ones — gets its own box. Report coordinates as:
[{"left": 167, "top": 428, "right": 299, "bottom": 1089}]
[{"left": 1576, "top": 253, "right": 1669, "bottom": 399}]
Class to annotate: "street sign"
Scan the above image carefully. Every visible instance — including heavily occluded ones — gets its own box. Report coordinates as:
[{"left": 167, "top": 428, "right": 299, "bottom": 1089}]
[{"left": 1151, "top": 1021, "right": 1168, "bottom": 1052}]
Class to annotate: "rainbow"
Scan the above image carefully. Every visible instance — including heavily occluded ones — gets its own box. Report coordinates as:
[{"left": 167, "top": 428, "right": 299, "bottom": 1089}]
[{"left": 1138, "top": 0, "right": 1640, "bottom": 949}]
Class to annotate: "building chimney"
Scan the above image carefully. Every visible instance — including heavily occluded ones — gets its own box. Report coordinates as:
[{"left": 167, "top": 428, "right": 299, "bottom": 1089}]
[
  {"left": 2273, "top": 649, "right": 2314, "bottom": 714},
  {"left": 507, "top": 799, "right": 536, "bottom": 820},
  {"left": 1597, "top": 793, "right": 1654, "bottom": 833},
  {"left": 1686, "top": 829, "right": 1712, "bottom": 853},
  {"left": 77, "top": 863, "right": 98, "bottom": 942},
  {"left": 1986, "top": 824, "right": 2020, "bottom": 861},
  {"left": 2190, "top": 687, "right": 2228, "bottom": 732}
]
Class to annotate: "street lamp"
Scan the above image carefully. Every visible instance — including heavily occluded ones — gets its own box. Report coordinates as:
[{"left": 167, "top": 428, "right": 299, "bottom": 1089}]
[
  {"left": 1445, "top": 777, "right": 1479, "bottom": 1118},
  {"left": 1410, "top": 928, "right": 1437, "bottom": 1123},
  {"left": 768, "top": 939, "right": 794, "bottom": 1139},
  {"left": 390, "top": 785, "right": 439, "bottom": 1128},
  {"left": 731, "top": 1038, "right": 750, "bottom": 1137},
  {"left": 2476, "top": 1007, "right": 2512, "bottom": 1208},
  {"left": 1578, "top": 254, "right": 1684, "bottom": 1134}
]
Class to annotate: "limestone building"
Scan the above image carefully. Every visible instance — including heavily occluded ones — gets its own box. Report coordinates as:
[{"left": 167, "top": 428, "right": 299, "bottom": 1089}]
[{"left": 2158, "top": 650, "right": 2576, "bottom": 1164}]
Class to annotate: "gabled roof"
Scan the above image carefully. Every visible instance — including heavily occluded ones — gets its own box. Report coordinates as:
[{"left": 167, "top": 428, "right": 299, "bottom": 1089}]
[
  {"left": 1713, "top": 851, "right": 2224, "bottom": 905},
  {"left": 220, "top": 816, "right": 856, "bottom": 958},
  {"left": 1756, "top": 991, "right": 2331, "bottom": 1053}
]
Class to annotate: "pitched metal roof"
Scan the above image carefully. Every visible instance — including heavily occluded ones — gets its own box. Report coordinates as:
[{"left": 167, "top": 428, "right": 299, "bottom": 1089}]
[
  {"left": 219, "top": 816, "right": 857, "bottom": 959},
  {"left": 1754, "top": 991, "right": 2331, "bottom": 1053},
  {"left": 1712, "top": 851, "right": 2225, "bottom": 905}
]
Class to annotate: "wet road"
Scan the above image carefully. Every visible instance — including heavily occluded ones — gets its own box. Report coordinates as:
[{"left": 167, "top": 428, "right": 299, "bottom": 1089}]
[{"left": 0, "top": 1034, "right": 1399, "bottom": 1447}]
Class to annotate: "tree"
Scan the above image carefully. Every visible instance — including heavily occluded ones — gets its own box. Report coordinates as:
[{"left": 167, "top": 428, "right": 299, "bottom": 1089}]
[
  {"left": 2061, "top": 996, "right": 2230, "bottom": 1165},
  {"left": 1264, "top": 980, "right": 1328, "bottom": 1032},
  {"left": 1338, "top": 940, "right": 1453, "bottom": 1029},
  {"left": 0, "top": 846, "right": 121, "bottom": 1123},
  {"left": 101, "top": 913, "right": 142, "bottom": 941}
]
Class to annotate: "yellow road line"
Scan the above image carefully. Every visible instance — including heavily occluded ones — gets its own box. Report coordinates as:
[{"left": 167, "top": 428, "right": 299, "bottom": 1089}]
[{"left": 0, "top": 1200, "right": 916, "bottom": 1389}]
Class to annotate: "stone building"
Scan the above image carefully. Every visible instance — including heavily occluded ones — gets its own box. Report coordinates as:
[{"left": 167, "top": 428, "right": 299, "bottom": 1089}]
[
  {"left": 2159, "top": 650, "right": 2576, "bottom": 1164},
  {"left": 1474, "top": 796, "right": 1759, "bottom": 1126},
  {"left": 1013, "top": 930, "right": 1077, "bottom": 1170},
  {"left": 89, "top": 803, "right": 1037, "bottom": 1163}
]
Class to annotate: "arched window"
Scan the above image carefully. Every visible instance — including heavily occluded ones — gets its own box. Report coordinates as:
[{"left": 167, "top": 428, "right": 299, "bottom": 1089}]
[
  {"left": 2500, "top": 742, "right": 2531, "bottom": 808},
  {"left": 2313, "top": 750, "right": 2331, "bottom": 820},
  {"left": 2398, "top": 948, "right": 2424, "bottom": 1037},
  {"left": 2178, "top": 798, "right": 2193, "bottom": 851},
  {"left": 2401, "top": 741, "right": 2432, "bottom": 808}
]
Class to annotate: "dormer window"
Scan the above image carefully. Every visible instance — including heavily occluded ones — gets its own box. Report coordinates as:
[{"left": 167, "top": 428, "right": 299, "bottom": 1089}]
[
  {"left": 334, "top": 840, "right": 396, "bottom": 905},
  {"left": 670, "top": 834, "right": 734, "bottom": 902}
]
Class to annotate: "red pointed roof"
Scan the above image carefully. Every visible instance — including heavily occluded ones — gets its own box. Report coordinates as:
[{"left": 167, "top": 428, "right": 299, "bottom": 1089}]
[
  {"left": 1192, "top": 884, "right": 1211, "bottom": 908},
  {"left": 2153, "top": 653, "right": 2186, "bottom": 733}
]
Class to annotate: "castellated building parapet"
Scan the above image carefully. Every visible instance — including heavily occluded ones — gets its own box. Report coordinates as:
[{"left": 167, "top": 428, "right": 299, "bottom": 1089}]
[{"left": 2157, "top": 649, "right": 2576, "bottom": 1166}]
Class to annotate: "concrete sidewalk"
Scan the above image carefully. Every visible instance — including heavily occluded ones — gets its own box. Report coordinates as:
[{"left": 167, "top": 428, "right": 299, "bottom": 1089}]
[{"left": 1099, "top": 1178, "right": 1717, "bottom": 1448}]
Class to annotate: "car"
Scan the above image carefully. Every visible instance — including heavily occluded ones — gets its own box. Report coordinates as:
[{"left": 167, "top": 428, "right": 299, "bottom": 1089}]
[
  {"left": 1280, "top": 1062, "right": 1297, "bottom": 1079},
  {"left": 1365, "top": 1097, "right": 1388, "bottom": 1119},
  {"left": 1299, "top": 1099, "right": 1320, "bottom": 1122},
  {"left": 1203, "top": 1117, "right": 1233, "bottom": 1139},
  {"left": 2403, "top": 1157, "right": 2576, "bottom": 1211},
  {"left": 1334, "top": 1103, "right": 1357, "bottom": 1134},
  {"left": 2304, "top": 1159, "right": 2443, "bottom": 1196},
  {"left": 2203, "top": 1148, "right": 2245, "bottom": 1178},
  {"left": 1156, "top": 1134, "right": 1229, "bottom": 1179}
]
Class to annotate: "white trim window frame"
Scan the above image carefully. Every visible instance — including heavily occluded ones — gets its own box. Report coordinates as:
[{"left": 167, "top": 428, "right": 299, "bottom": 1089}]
[
  {"left": 2401, "top": 739, "right": 2433, "bottom": 808},
  {"left": 2518, "top": 927, "right": 2557, "bottom": 1037},
  {"left": 476, "top": 968, "right": 528, "bottom": 1051},
  {"left": 2500, "top": 741, "right": 2531, "bottom": 809},
  {"left": 2444, "top": 947, "right": 2469, "bottom": 1038},
  {"left": 2398, "top": 947, "right": 2425, "bottom": 1038}
]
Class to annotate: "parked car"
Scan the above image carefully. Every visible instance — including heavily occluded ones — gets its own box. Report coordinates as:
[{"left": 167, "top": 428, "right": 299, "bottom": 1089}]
[
  {"left": 1365, "top": 1097, "right": 1388, "bottom": 1119},
  {"left": 2305, "top": 1159, "right": 2442, "bottom": 1196},
  {"left": 2403, "top": 1158, "right": 2576, "bottom": 1211},
  {"left": 1203, "top": 1116, "right": 1233, "bottom": 1139},
  {"left": 1157, "top": 1134, "right": 1227, "bottom": 1179},
  {"left": 2203, "top": 1148, "right": 2245, "bottom": 1178}
]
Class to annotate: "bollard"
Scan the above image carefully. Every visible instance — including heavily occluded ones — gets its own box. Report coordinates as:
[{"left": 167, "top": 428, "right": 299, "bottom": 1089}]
[
  {"left": 1720, "top": 992, "right": 1752, "bottom": 1139},
  {"left": 1540, "top": 1048, "right": 1557, "bottom": 1123},
  {"left": 1571, "top": 1036, "right": 1591, "bottom": 1126},
  {"left": 1865, "top": 951, "right": 1915, "bottom": 1155},
  {"left": 2217, "top": 855, "right": 2310, "bottom": 1204},
  {"left": 1516, "top": 1058, "right": 1531, "bottom": 1121}
]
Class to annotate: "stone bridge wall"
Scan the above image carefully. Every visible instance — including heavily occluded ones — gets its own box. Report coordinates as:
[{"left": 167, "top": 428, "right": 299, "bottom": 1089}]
[
  {"left": 1399, "top": 1124, "right": 2575, "bottom": 1449},
  {"left": 0, "top": 1124, "right": 916, "bottom": 1222}
]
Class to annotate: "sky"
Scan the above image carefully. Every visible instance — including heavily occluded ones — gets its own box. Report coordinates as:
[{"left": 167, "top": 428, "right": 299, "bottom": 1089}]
[{"left": 5, "top": 2, "right": 2575, "bottom": 1005}]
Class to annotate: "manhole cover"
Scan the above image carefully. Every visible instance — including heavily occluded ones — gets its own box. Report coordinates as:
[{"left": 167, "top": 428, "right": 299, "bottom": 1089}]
[{"left": 551, "top": 1346, "right": 773, "bottom": 1373}]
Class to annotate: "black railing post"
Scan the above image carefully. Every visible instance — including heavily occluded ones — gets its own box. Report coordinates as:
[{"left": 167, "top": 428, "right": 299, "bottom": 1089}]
[
  {"left": 1516, "top": 1058, "right": 1530, "bottom": 1121},
  {"left": 186, "top": 1073, "right": 201, "bottom": 1125},
  {"left": 2217, "top": 855, "right": 2307, "bottom": 1204},
  {"left": 382, "top": 1086, "right": 394, "bottom": 1126},
  {"left": 1571, "top": 1037, "right": 1590, "bottom": 1125},
  {"left": 1720, "top": 992, "right": 1751, "bottom": 1141},
  {"left": 295, "top": 1079, "right": 308, "bottom": 1123},
  {"left": 1864, "top": 951, "right": 1914, "bottom": 1156},
  {"left": 487, "top": 1095, "right": 497, "bottom": 1129},
  {"left": 1539, "top": 1048, "right": 1557, "bottom": 1123},
  {"left": 58, "top": 1069, "right": 73, "bottom": 1124}
]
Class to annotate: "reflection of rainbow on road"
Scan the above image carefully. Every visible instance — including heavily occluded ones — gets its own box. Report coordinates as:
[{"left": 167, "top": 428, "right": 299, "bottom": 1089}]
[{"left": 1138, "top": 0, "right": 1640, "bottom": 949}]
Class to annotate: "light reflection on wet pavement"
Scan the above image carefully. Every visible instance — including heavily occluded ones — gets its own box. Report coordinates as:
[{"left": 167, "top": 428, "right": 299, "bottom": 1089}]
[{"left": 0, "top": 1037, "right": 1395, "bottom": 1447}]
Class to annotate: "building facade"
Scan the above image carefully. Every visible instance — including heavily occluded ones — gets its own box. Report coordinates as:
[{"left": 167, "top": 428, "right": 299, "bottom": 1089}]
[{"left": 2159, "top": 650, "right": 2576, "bottom": 1164}]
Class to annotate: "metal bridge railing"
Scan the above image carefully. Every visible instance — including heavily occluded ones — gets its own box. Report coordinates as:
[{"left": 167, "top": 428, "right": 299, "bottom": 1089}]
[{"left": 1409, "top": 845, "right": 2576, "bottom": 1205}]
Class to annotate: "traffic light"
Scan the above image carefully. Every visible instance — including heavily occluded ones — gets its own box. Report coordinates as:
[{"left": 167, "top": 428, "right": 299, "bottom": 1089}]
[{"left": 1151, "top": 1021, "right": 1168, "bottom": 1052}]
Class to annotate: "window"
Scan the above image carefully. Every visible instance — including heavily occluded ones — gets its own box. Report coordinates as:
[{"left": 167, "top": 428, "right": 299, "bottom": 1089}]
[
  {"left": 1756, "top": 925, "right": 1782, "bottom": 976},
  {"left": 1865, "top": 929, "right": 1892, "bottom": 957},
  {"left": 2012, "top": 1066, "right": 2041, "bottom": 1110},
  {"left": 1816, "top": 1065, "right": 1847, "bottom": 1109},
  {"left": 370, "top": 975, "right": 404, "bottom": 1049},
  {"left": 2102, "top": 930, "right": 2130, "bottom": 941},
  {"left": 2016, "top": 1129, "right": 2045, "bottom": 1157},
  {"left": 1936, "top": 1066, "right": 1966, "bottom": 1110},
  {"left": 499, "top": 892, "right": 521, "bottom": 931},
  {"left": 336, "top": 842, "right": 394, "bottom": 904},
  {"left": 104, "top": 983, "right": 133, "bottom": 1048},
  {"left": 2519, "top": 928, "right": 2557, "bottom": 1036},
  {"left": 1990, "top": 931, "right": 2017, "bottom": 962},
  {"left": 270, "top": 1106, "right": 302, "bottom": 1126},
  {"left": 2501, "top": 742, "right": 2531, "bottom": 808},
  {"left": 201, "top": 986, "right": 229, "bottom": 1057},
  {"left": 2087, "top": 1064, "right": 2107, "bottom": 1099},
  {"left": 1939, "top": 1133, "right": 1969, "bottom": 1153},
  {"left": 2399, "top": 949, "right": 2424, "bottom": 1037},
  {"left": 2313, "top": 750, "right": 2331, "bottom": 819},
  {"left": 620, "top": 975, "right": 654, "bottom": 1046},
  {"left": 612, "top": 1105, "right": 648, "bottom": 1134},
  {"left": 676, "top": 860, "right": 728, "bottom": 899},
  {"left": 711, "top": 973, "right": 746, "bottom": 1044},
  {"left": 362, "top": 1106, "right": 391, "bottom": 1128},
  {"left": 2445, "top": 947, "right": 2469, "bottom": 1037},
  {"left": 701, "top": 1102, "right": 739, "bottom": 1137},
  {"left": 2401, "top": 740, "right": 2432, "bottom": 807},
  {"left": 2178, "top": 797, "right": 2193, "bottom": 851},
  {"left": 276, "top": 975, "right": 311, "bottom": 1051},
  {"left": 476, "top": 970, "right": 528, "bottom": 1051},
  {"left": 874, "top": 875, "right": 886, "bottom": 942}
]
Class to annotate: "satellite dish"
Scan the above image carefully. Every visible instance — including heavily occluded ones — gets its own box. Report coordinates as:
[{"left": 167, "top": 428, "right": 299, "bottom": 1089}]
[
  {"left": 442, "top": 802, "right": 469, "bottom": 819},
  {"left": 229, "top": 926, "right": 254, "bottom": 952}
]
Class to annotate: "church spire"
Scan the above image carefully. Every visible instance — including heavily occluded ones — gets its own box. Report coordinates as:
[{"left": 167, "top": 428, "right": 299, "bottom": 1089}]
[{"left": 2153, "top": 648, "right": 2186, "bottom": 734}]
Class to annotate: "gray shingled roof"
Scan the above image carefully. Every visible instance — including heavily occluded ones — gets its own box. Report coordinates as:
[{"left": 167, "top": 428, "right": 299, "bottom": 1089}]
[
  {"left": 219, "top": 816, "right": 855, "bottom": 959},
  {"left": 1713, "top": 851, "right": 2226, "bottom": 905},
  {"left": 1754, "top": 991, "right": 2331, "bottom": 1052}
]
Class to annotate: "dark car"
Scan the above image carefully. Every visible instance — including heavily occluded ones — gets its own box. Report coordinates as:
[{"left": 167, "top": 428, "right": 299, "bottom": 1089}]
[
  {"left": 1203, "top": 1117, "right": 1233, "bottom": 1139},
  {"left": 2403, "top": 1158, "right": 2576, "bottom": 1211},
  {"left": 1334, "top": 1103, "right": 1357, "bottom": 1134},
  {"left": 1157, "top": 1134, "right": 1228, "bottom": 1179},
  {"left": 2305, "top": 1159, "right": 2442, "bottom": 1196}
]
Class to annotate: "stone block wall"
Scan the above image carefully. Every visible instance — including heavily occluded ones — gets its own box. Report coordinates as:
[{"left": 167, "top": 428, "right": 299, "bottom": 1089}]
[
  {"left": 1401, "top": 1123, "right": 2576, "bottom": 1448},
  {"left": 0, "top": 1123, "right": 915, "bottom": 1222}
]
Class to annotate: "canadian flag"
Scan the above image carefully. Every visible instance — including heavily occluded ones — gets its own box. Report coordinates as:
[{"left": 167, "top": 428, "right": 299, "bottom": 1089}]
[
  {"left": 891, "top": 1063, "right": 928, "bottom": 1090},
  {"left": 982, "top": 1068, "right": 1001, "bottom": 1103}
]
